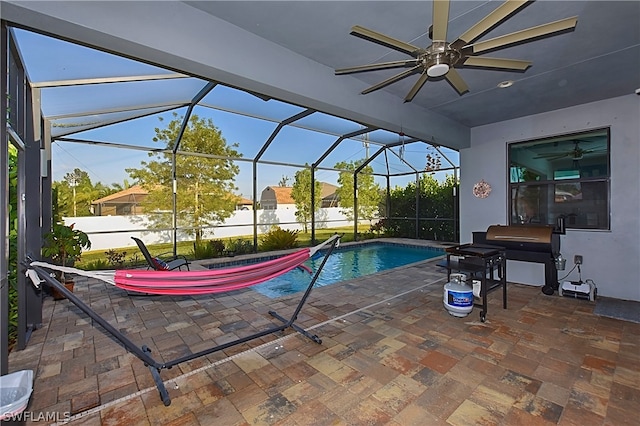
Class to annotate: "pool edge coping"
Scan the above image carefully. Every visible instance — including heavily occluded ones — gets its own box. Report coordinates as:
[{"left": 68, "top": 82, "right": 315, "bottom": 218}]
[{"left": 192, "top": 237, "right": 452, "bottom": 270}]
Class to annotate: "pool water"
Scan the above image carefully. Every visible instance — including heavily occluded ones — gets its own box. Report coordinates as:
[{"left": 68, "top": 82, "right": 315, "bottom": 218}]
[{"left": 252, "top": 243, "right": 443, "bottom": 298}]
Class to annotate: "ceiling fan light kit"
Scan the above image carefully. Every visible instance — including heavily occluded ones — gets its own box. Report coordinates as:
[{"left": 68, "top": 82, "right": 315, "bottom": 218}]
[
  {"left": 335, "top": 0, "right": 578, "bottom": 101},
  {"left": 427, "top": 63, "right": 449, "bottom": 78}
]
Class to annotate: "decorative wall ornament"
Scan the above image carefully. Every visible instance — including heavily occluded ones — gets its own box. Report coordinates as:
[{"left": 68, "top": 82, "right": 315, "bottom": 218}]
[
  {"left": 473, "top": 180, "right": 492, "bottom": 198},
  {"left": 425, "top": 148, "right": 442, "bottom": 172}
]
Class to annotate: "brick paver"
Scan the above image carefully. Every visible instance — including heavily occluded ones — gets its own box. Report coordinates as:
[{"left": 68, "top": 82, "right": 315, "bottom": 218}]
[{"left": 8, "top": 239, "right": 640, "bottom": 425}]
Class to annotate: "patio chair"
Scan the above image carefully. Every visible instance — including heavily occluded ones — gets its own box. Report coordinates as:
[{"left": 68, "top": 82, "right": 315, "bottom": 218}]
[{"left": 132, "top": 237, "right": 190, "bottom": 271}]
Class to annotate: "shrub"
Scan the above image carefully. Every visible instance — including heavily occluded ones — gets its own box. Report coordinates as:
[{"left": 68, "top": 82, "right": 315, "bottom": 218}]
[
  {"left": 260, "top": 226, "right": 298, "bottom": 251},
  {"left": 85, "top": 259, "right": 111, "bottom": 270},
  {"left": 226, "top": 238, "right": 254, "bottom": 255},
  {"left": 42, "top": 223, "right": 91, "bottom": 267},
  {"left": 192, "top": 239, "right": 226, "bottom": 259},
  {"left": 105, "top": 249, "right": 127, "bottom": 268},
  {"left": 129, "top": 253, "right": 142, "bottom": 264},
  {"left": 8, "top": 146, "right": 17, "bottom": 349}
]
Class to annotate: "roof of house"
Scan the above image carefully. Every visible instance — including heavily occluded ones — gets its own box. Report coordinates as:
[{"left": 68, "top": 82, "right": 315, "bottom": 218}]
[
  {"left": 235, "top": 196, "right": 253, "bottom": 205},
  {"left": 263, "top": 182, "right": 338, "bottom": 205},
  {"left": 320, "top": 182, "right": 338, "bottom": 199},
  {"left": 92, "top": 185, "right": 148, "bottom": 204},
  {"left": 93, "top": 185, "right": 251, "bottom": 206},
  {"left": 265, "top": 186, "right": 295, "bottom": 204}
]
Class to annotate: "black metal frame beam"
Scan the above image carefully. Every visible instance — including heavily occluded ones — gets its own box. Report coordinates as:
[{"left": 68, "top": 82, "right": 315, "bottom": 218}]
[
  {"left": 252, "top": 109, "right": 314, "bottom": 249},
  {"left": 1, "top": 21, "right": 9, "bottom": 375},
  {"left": 25, "top": 235, "right": 339, "bottom": 406}
]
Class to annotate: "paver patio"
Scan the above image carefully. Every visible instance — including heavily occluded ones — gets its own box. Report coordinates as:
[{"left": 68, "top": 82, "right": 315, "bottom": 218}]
[{"left": 7, "top": 240, "right": 639, "bottom": 425}]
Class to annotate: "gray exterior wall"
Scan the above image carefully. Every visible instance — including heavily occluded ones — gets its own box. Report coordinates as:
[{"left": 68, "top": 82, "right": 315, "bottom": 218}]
[{"left": 461, "top": 94, "right": 640, "bottom": 301}]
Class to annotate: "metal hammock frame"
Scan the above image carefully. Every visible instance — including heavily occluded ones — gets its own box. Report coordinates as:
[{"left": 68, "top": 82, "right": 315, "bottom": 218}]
[{"left": 25, "top": 235, "right": 340, "bottom": 406}]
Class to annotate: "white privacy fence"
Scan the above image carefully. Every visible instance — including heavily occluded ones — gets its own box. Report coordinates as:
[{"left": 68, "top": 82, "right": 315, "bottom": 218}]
[{"left": 64, "top": 207, "right": 366, "bottom": 251}]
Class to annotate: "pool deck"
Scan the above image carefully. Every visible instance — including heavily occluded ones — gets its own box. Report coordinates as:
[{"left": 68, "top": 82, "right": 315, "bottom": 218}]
[{"left": 7, "top": 238, "right": 640, "bottom": 425}]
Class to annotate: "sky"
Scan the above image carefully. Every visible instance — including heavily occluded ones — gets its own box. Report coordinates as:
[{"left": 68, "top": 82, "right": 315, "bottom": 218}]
[{"left": 13, "top": 26, "right": 459, "bottom": 200}]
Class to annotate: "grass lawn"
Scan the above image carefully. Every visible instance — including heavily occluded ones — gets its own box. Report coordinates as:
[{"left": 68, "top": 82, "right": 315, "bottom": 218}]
[{"left": 77, "top": 226, "right": 370, "bottom": 269}]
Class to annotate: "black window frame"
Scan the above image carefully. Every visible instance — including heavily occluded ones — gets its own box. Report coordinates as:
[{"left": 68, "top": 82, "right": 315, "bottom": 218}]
[{"left": 508, "top": 128, "right": 610, "bottom": 231}]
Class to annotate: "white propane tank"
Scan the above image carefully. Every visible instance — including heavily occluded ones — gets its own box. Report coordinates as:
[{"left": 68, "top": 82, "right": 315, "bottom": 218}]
[{"left": 443, "top": 273, "right": 473, "bottom": 317}]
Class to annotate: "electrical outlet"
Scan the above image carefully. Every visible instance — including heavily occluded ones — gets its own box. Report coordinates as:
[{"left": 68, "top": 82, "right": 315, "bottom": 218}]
[{"left": 574, "top": 255, "right": 583, "bottom": 265}]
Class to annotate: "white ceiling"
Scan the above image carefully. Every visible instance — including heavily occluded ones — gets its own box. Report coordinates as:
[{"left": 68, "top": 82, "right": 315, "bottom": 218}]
[{"left": 3, "top": 0, "right": 639, "bottom": 151}]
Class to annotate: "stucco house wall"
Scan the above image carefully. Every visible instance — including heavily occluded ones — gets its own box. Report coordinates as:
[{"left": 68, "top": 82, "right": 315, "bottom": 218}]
[{"left": 460, "top": 94, "right": 639, "bottom": 301}]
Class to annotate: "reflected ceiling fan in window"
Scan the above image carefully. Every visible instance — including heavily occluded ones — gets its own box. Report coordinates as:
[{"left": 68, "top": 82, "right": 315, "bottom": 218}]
[
  {"left": 335, "top": 0, "right": 578, "bottom": 102},
  {"left": 534, "top": 141, "right": 606, "bottom": 161}
]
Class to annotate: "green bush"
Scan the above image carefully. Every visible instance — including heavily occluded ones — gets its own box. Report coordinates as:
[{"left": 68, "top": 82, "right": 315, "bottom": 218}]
[
  {"left": 192, "top": 239, "right": 226, "bottom": 259},
  {"left": 381, "top": 174, "right": 459, "bottom": 241},
  {"left": 85, "top": 259, "right": 111, "bottom": 270},
  {"left": 127, "top": 253, "right": 142, "bottom": 267},
  {"left": 226, "top": 238, "right": 254, "bottom": 255},
  {"left": 8, "top": 145, "right": 18, "bottom": 349},
  {"left": 260, "top": 226, "right": 298, "bottom": 251},
  {"left": 105, "top": 249, "right": 127, "bottom": 268}
]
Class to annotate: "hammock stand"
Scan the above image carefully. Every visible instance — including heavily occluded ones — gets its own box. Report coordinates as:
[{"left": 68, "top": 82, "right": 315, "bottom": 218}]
[{"left": 25, "top": 235, "right": 340, "bottom": 406}]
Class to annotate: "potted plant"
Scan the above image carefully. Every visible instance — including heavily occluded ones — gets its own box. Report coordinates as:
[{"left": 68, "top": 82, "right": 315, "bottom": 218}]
[{"left": 42, "top": 222, "right": 91, "bottom": 299}]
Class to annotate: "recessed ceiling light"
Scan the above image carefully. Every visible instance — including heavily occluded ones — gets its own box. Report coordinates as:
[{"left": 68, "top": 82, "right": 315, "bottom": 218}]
[{"left": 497, "top": 80, "right": 514, "bottom": 89}]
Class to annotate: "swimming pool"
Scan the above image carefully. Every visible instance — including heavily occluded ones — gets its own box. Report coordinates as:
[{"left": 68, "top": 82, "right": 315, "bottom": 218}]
[{"left": 247, "top": 242, "right": 444, "bottom": 298}]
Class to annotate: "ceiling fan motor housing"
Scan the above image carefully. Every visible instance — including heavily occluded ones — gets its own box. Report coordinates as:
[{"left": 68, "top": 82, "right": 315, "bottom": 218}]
[
  {"left": 423, "top": 41, "right": 460, "bottom": 77},
  {"left": 334, "top": 0, "right": 579, "bottom": 101}
]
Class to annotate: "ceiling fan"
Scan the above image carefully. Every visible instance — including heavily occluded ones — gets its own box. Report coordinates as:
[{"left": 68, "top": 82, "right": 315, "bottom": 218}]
[
  {"left": 534, "top": 141, "right": 605, "bottom": 161},
  {"left": 335, "top": 0, "right": 578, "bottom": 102}
]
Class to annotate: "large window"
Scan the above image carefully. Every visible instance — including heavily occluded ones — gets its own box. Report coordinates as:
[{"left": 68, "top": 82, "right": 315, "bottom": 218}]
[{"left": 508, "top": 128, "right": 610, "bottom": 230}]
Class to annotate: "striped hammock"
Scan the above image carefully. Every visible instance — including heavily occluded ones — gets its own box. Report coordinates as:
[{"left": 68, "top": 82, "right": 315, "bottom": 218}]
[{"left": 28, "top": 235, "right": 340, "bottom": 296}]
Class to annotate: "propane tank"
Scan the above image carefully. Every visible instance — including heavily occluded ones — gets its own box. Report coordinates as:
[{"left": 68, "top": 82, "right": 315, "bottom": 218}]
[{"left": 443, "top": 273, "right": 474, "bottom": 317}]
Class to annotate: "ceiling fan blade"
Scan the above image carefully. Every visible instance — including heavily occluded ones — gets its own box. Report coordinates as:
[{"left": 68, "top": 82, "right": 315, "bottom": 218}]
[
  {"left": 335, "top": 59, "right": 420, "bottom": 75},
  {"left": 536, "top": 153, "right": 570, "bottom": 161},
  {"left": 467, "top": 16, "right": 578, "bottom": 54},
  {"left": 463, "top": 56, "right": 532, "bottom": 70},
  {"left": 404, "top": 73, "right": 429, "bottom": 102},
  {"left": 579, "top": 148, "right": 606, "bottom": 155},
  {"left": 535, "top": 153, "right": 562, "bottom": 158},
  {"left": 535, "top": 151, "right": 572, "bottom": 159},
  {"left": 350, "top": 25, "right": 422, "bottom": 56},
  {"left": 361, "top": 65, "right": 421, "bottom": 95},
  {"left": 445, "top": 68, "right": 469, "bottom": 95},
  {"left": 432, "top": 0, "right": 450, "bottom": 40},
  {"left": 453, "top": 0, "right": 529, "bottom": 47}
]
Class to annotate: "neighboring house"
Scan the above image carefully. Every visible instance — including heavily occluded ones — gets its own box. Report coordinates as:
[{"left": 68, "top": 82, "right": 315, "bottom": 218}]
[
  {"left": 260, "top": 186, "right": 295, "bottom": 210},
  {"left": 260, "top": 182, "right": 339, "bottom": 210},
  {"left": 91, "top": 185, "right": 148, "bottom": 216},
  {"left": 92, "top": 186, "right": 253, "bottom": 215},
  {"left": 320, "top": 182, "right": 339, "bottom": 207},
  {"left": 235, "top": 196, "right": 254, "bottom": 210}
]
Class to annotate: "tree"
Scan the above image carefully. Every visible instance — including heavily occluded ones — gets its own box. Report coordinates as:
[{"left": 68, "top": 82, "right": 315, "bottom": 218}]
[
  {"left": 335, "top": 159, "right": 381, "bottom": 223},
  {"left": 110, "top": 179, "right": 134, "bottom": 192},
  {"left": 383, "top": 173, "right": 458, "bottom": 240},
  {"left": 126, "top": 113, "right": 241, "bottom": 243},
  {"left": 278, "top": 175, "right": 290, "bottom": 187},
  {"left": 53, "top": 168, "right": 111, "bottom": 217},
  {"left": 291, "top": 165, "right": 321, "bottom": 232}
]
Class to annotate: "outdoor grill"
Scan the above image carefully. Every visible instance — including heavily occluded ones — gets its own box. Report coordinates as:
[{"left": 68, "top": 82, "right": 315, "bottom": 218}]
[{"left": 472, "top": 224, "right": 560, "bottom": 294}]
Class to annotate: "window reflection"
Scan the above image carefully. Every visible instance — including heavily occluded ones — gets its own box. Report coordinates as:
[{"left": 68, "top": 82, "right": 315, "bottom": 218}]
[{"left": 508, "top": 128, "right": 609, "bottom": 230}]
